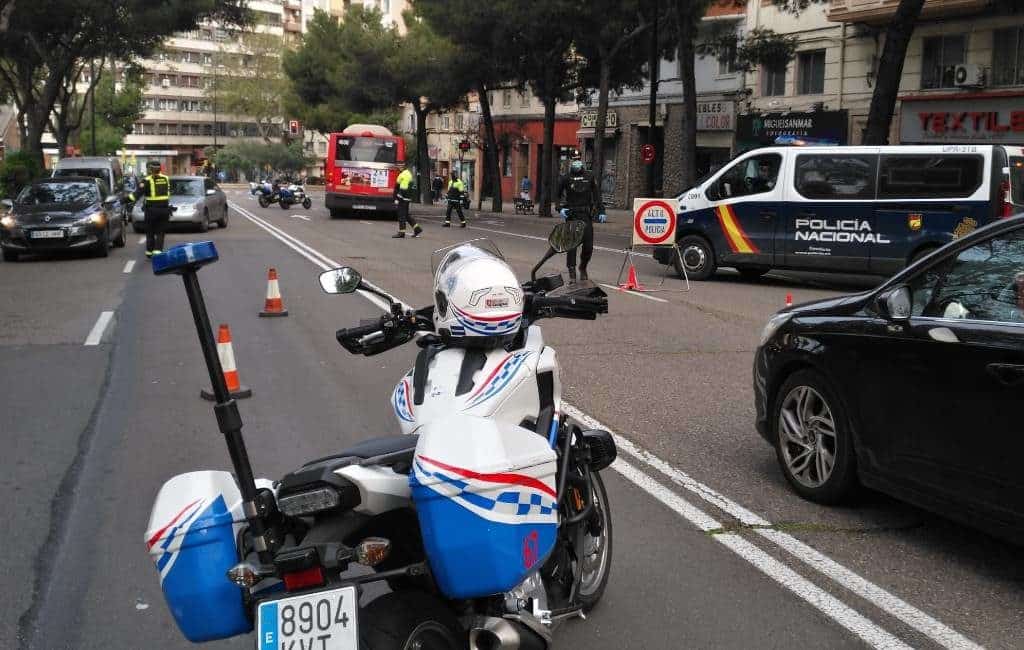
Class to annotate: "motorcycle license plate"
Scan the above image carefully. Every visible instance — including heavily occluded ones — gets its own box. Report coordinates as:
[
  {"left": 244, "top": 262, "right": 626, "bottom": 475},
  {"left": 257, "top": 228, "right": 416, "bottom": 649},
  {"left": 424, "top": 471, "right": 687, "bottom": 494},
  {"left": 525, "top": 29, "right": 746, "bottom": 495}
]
[{"left": 256, "top": 585, "right": 357, "bottom": 650}]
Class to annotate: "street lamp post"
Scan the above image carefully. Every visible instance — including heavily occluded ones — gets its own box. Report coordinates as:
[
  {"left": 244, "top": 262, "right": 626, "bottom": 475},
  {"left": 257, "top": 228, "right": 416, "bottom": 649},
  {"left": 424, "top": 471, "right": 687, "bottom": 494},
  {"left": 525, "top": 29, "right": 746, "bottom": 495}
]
[
  {"left": 90, "top": 59, "right": 97, "bottom": 156},
  {"left": 646, "top": 0, "right": 659, "bottom": 197}
]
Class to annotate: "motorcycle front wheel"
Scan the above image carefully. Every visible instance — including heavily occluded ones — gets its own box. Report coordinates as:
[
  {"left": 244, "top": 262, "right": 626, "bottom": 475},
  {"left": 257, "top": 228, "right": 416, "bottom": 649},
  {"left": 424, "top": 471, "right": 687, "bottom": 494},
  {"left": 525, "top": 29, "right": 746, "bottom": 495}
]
[
  {"left": 359, "top": 590, "right": 464, "bottom": 649},
  {"left": 258, "top": 196, "right": 269, "bottom": 208},
  {"left": 574, "top": 470, "right": 613, "bottom": 611},
  {"left": 302, "top": 197, "right": 312, "bottom": 209}
]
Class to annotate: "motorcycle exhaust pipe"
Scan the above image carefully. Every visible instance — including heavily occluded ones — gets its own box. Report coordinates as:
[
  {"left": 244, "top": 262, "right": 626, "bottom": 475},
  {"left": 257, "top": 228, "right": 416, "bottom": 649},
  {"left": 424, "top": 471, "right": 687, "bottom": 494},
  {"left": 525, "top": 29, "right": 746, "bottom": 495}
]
[{"left": 469, "top": 616, "right": 548, "bottom": 650}]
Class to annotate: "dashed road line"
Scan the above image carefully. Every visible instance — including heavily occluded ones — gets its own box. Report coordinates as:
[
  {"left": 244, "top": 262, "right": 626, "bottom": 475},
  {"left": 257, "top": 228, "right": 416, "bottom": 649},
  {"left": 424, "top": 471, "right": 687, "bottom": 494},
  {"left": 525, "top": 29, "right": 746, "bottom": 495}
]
[
  {"left": 230, "top": 199, "right": 979, "bottom": 650},
  {"left": 122, "top": 260, "right": 136, "bottom": 274},
  {"left": 84, "top": 311, "right": 114, "bottom": 346}
]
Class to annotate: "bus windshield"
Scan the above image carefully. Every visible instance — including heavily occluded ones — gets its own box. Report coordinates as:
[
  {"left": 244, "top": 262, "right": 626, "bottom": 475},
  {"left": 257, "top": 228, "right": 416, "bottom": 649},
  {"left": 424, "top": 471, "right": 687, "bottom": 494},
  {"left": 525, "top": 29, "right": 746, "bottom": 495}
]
[{"left": 336, "top": 136, "right": 398, "bottom": 164}]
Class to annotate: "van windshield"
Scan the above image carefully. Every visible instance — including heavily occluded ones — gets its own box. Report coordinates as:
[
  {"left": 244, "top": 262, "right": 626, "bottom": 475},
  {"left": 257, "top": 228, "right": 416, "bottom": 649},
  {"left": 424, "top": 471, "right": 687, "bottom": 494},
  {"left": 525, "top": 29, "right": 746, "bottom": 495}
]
[
  {"left": 335, "top": 136, "right": 398, "bottom": 164},
  {"left": 1011, "top": 158, "right": 1024, "bottom": 205},
  {"left": 54, "top": 168, "right": 108, "bottom": 184}
]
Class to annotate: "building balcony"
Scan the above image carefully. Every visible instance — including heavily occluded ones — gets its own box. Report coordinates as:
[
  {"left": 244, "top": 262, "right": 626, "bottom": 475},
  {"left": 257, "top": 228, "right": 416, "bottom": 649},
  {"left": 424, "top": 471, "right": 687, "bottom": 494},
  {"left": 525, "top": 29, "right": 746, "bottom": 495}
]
[
  {"left": 827, "top": 0, "right": 989, "bottom": 24},
  {"left": 284, "top": 19, "right": 301, "bottom": 32}
]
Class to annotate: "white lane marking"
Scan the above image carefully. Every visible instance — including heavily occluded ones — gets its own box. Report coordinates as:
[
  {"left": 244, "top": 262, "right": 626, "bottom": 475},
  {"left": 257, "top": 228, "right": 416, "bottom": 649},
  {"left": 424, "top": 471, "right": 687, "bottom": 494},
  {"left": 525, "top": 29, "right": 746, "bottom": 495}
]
[
  {"left": 235, "top": 200, "right": 978, "bottom": 650},
  {"left": 84, "top": 311, "right": 114, "bottom": 346},
  {"left": 290, "top": 214, "right": 311, "bottom": 221},
  {"left": 598, "top": 283, "right": 669, "bottom": 303},
  {"left": 359, "top": 221, "right": 373, "bottom": 225},
  {"left": 230, "top": 203, "right": 399, "bottom": 312},
  {"left": 122, "top": 260, "right": 136, "bottom": 274},
  {"left": 613, "top": 459, "right": 910, "bottom": 649},
  {"left": 137, "top": 237, "right": 146, "bottom": 245},
  {"left": 564, "top": 405, "right": 982, "bottom": 650}
]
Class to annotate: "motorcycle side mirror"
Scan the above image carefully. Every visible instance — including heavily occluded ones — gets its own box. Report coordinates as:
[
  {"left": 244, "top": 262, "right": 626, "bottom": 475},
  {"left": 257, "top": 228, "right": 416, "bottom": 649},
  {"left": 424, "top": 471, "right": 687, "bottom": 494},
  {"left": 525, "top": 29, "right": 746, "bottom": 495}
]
[
  {"left": 548, "top": 221, "right": 586, "bottom": 253},
  {"left": 319, "top": 267, "right": 362, "bottom": 294}
]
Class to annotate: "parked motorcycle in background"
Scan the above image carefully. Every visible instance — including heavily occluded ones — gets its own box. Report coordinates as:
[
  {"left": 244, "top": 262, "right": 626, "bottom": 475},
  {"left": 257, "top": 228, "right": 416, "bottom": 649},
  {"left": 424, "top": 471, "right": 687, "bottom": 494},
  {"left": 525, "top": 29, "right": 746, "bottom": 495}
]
[
  {"left": 255, "top": 180, "right": 280, "bottom": 208},
  {"left": 143, "top": 221, "right": 613, "bottom": 649},
  {"left": 279, "top": 183, "right": 313, "bottom": 210}
]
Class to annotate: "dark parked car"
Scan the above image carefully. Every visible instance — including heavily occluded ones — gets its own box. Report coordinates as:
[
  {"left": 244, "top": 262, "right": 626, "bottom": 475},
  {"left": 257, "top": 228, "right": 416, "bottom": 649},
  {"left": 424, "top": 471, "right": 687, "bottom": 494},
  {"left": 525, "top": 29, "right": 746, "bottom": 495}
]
[
  {"left": 755, "top": 214, "right": 1024, "bottom": 543},
  {"left": 0, "top": 177, "right": 126, "bottom": 261}
]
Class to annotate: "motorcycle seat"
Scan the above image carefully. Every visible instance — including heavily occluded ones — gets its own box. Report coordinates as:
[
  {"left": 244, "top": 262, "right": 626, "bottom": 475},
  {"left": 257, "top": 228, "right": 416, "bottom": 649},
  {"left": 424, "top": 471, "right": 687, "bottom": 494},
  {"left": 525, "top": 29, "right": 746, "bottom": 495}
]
[{"left": 303, "top": 435, "right": 419, "bottom": 468}]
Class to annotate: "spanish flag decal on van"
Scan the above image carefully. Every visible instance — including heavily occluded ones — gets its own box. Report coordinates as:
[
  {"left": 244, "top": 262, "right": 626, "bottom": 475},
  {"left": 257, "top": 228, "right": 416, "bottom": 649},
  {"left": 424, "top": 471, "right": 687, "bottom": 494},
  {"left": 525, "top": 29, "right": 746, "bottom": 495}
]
[{"left": 715, "top": 205, "right": 759, "bottom": 254}]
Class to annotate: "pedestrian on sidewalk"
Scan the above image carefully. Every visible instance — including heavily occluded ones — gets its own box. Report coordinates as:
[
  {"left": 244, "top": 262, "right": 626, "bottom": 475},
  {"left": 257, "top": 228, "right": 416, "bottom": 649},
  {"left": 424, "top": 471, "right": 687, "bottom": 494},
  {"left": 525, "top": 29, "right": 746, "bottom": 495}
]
[
  {"left": 519, "top": 175, "right": 532, "bottom": 201},
  {"left": 393, "top": 163, "right": 422, "bottom": 238},
  {"left": 443, "top": 171, "right": 467, "bottom": 228},
  {"left": 129, "top": 160, "right": 171, "bottom": 258},
  {"left": 431, "top": 174, "right": 443, "bottom": 201}
]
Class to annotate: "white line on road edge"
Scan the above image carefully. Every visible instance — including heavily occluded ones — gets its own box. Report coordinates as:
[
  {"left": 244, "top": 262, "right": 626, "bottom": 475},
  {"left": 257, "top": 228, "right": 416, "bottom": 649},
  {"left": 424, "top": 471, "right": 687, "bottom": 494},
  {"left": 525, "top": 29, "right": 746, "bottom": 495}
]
[
  {"left": 84, "top": 311, "right": 114, "bottom": 346},
  {"left": 231, "top": 199, "right": 978, "bottom": 650},
  {"left": 613, "top": 459, "right": 910, "bottom": 649},
  {"left": 290, "top": 214, "right": 311, "bottom": 221},
  {"left": 597, "top": 283, "right": 669, "bottom": 303},
  {"left": 123, "top": 260, "right": 136, "bottom": 274},
  {"left": 563, "top": 404, "right": 982, "bottom": 650},
  {"left": 359, "top": 221, "right": 373, "bottom": 225}
]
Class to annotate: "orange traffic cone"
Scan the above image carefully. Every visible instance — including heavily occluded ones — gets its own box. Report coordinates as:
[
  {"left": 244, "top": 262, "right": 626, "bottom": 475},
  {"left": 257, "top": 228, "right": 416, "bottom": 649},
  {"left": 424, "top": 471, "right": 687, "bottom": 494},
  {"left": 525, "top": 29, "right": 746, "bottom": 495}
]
[
  {"left": 785, "top": 292, "right": 793, "bottom": 308},
  {"left": 259, "top": 267, "right": 289, "bottom": 317},
  {"left": 200, "top": 324, "right": 253, "bottom": 401},
  {"left": 618, "top": 264, "right": 646, "bottom": 291}
]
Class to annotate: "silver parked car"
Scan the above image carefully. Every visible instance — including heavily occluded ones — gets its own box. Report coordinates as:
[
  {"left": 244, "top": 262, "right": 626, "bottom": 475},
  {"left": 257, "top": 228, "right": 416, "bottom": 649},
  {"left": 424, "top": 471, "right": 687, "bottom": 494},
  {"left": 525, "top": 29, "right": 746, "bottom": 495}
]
[{"left": 132, "top": 176, "right": 228, "bottom": 233}]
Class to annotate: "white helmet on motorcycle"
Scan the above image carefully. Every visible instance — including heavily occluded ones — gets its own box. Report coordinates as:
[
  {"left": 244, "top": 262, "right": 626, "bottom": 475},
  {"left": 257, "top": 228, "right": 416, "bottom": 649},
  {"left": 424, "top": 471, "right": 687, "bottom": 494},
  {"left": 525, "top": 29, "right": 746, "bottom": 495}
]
[{"left": 433, "top": 245, "right": 523, "bottom": 346}]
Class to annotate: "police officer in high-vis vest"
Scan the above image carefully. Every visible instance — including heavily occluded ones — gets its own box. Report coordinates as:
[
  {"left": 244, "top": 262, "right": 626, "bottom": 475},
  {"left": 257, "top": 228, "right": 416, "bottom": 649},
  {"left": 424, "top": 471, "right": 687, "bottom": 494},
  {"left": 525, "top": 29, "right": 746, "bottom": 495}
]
[
  {"left": 393, "top": 164, "right": 422, "bottom": 238},
  {"left": 443, "top": 171, "right": 467, "bottom": 228},
  {"left": 130, "top": 161, "right": 172, "bottom": 257}
]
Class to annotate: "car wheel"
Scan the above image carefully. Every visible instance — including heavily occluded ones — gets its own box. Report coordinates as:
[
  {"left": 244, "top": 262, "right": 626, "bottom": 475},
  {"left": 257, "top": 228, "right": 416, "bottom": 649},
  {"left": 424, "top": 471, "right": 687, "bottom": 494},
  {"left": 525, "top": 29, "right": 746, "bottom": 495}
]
[
  {"left": 113, "top": 220, "right": 127, "bottom": 247},
  {"left": 217, "top": 206, "right": 228, "bottom": 228},
  {"left": 197, "top": 210, "right": 209, "bottom": 233},
  {"left": 772, "top": 369, "right": 858, "bottom": 504},
  {"left": 674, "top": 235, "right": 717, "bottom": 281},
  {"left": 2, "top": 248, "right": 18, "bottom": 262},
  {"left": 737, "top": 267, "right": 768, "bottom": 281},
  {"left": 94, "top": 227, "right": 110, "bottom": 258}
]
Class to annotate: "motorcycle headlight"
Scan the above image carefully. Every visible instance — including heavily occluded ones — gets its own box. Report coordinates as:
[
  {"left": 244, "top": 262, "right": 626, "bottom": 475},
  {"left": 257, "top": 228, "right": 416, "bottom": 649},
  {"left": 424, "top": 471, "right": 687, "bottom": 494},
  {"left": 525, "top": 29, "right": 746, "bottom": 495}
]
[{"left": 759, "top": 312, "right": 792, "bottom": 347}]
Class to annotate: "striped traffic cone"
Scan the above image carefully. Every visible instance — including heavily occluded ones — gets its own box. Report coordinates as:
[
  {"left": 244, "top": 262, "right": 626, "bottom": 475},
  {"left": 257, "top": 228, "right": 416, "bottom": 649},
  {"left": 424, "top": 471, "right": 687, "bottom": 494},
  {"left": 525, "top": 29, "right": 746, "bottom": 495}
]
[
  {"left": 259, "top": 267, "right": 289, "bottom": 317},
  {"left": 200, "top": 324, "right": 253, "bottom": 401}
]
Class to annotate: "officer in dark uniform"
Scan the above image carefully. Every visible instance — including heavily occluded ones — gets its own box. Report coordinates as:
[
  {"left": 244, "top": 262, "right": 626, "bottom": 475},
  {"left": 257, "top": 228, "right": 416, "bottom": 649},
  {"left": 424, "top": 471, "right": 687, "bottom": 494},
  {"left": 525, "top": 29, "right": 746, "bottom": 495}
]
[
  {"left": 557, "top": 152, "right": 603, "bottom": 282},
  {"left": 130, "top": 161, "right": 172, "bottom": 257}
]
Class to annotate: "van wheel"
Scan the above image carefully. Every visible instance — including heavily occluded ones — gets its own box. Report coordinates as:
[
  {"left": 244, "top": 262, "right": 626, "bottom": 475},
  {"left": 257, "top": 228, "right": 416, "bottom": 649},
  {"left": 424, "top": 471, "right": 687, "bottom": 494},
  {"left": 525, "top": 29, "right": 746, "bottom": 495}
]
[{"left": 674, "top": 235, "right": 716, "bottom": 280}]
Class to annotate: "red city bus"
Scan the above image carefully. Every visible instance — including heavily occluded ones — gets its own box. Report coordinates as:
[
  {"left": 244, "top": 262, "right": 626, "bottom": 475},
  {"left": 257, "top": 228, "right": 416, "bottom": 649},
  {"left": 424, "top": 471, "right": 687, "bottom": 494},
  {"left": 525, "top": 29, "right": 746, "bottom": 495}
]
[{"left": 324, "top": 124, "right": 406, "bottom": 218}]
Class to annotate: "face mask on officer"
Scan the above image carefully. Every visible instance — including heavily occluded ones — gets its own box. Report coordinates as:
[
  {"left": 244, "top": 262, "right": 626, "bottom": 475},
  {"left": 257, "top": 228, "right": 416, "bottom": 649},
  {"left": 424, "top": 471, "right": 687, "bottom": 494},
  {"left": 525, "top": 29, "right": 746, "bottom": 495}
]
[{"left": 570, "top": 159, "right": 583, "bottom": 173}]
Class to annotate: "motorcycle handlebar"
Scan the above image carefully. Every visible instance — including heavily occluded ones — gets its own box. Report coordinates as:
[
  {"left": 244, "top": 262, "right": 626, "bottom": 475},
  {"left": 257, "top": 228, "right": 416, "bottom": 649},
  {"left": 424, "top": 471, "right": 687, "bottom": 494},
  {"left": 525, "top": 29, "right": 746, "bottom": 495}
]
[{"left": 532, "top": 294, "right": 608, "bottom": 313}]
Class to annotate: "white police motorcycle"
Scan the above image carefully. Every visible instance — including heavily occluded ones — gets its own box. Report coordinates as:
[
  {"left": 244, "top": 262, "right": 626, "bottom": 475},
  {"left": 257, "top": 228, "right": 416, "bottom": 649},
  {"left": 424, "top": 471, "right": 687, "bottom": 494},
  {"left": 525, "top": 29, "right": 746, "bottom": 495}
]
[{"left": 144, "top": 222, "right": 613, "bottom": 650}]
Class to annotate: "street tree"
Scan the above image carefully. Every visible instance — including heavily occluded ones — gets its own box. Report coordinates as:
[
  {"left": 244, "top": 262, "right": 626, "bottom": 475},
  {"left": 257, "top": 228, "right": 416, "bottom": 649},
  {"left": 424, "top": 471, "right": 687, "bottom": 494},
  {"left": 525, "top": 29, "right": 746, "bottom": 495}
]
[
  {"left": 412, "top": 0, "right": 520, "bottom": 213},
  {"left": 76, "top": 65, "right": 146, "bottom": 156},
  {"left": 574, "top": 0, "right": 666, "bottom": 197},
  {"left": 389, "top": 11, "right": 466, "bottom": 203},
  {"left": 209, "top": 31, "right": 288, "bottom": 143},
  {"left": 283, "top": 6, "right": 399, "bottom": 133},
  {"left": 506, "top": 0, "right": 581, "bottom": 217}
]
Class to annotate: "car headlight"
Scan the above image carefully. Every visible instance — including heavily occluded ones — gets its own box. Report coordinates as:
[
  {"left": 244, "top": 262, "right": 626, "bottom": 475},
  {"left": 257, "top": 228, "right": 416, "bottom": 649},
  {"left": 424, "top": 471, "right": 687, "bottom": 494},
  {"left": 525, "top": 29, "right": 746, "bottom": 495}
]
[
  {"left": 88, "top": 212, "right": 106, "bottom": 225},
  {"left": 1, "top": 214, "right": 16, "bottom": 229},
  {"left": 759, "top": 312, "right": 792, "bottom": 346}
]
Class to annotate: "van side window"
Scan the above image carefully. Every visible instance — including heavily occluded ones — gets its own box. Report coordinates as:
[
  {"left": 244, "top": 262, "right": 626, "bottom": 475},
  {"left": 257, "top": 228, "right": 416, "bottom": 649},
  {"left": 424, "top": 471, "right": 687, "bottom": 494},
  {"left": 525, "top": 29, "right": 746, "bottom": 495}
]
[
  {"left": 711, "top": 153, "right": 781, "bottom": 200},
  {"left": 878, "top": 155, "right": 983, "bottom": 199},
  {"left": 794, "top": 155, "right": 877, "bottom": 200}
]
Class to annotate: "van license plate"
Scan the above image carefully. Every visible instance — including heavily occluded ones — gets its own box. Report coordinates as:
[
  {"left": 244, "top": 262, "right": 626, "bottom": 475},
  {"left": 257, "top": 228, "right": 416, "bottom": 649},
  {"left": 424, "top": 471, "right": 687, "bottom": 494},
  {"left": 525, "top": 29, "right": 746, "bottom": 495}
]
[
  {"left": 256, "top": 585, "right": 357, "bottom": 650},
  {"left": 352, "top": 204, "right": 376, "bottom": 210},
  {"left": 31, "top": 229, "right": 65, "bottom": 239}
]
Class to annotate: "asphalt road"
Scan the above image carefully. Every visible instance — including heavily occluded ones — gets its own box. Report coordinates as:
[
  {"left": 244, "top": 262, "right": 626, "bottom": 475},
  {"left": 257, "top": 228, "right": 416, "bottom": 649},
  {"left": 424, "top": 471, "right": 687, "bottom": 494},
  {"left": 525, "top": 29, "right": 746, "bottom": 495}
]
[{"left": 2, "top": 188, "right": 1020, "bottom": 649}]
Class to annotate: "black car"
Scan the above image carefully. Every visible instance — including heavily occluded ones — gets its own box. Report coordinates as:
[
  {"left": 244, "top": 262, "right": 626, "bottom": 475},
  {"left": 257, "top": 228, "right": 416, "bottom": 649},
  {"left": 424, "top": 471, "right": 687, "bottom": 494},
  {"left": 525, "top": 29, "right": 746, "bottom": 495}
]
[
  {"left": 755, "top": 214, "right": 1024, "bottom": 543},
  {"left": 0, "top": 176, "right": 126, "bottom": 261}
]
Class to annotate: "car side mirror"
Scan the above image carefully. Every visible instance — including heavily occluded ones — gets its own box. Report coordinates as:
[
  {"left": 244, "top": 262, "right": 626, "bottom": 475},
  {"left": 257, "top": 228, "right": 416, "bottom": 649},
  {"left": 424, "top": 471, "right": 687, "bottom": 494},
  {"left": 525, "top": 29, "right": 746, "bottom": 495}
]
[
  {"left": 319, "top": 267, "right": 362, "bottom": 294},
  {"left": 206, "top": 188, "right": 216, "bottom": 196},
  {"left": 705, "top": 184, "right": 720, "bottom": 202},
  {"left": 102, "top": 195, "right": 118, "bottom": 205},
  {"left": 1, "top": 199, "right": 12, "bottom": 209},
  {"left": 879, "top": 285, "right": 912, "bottom": 320}
]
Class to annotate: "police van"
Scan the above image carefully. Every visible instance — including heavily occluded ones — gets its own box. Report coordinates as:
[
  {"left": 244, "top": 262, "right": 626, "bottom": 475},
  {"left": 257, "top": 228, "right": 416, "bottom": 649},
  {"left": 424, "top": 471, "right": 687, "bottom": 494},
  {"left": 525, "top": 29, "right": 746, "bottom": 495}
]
[{"left": 654, "top": 144, "right": 1024, "bottom": 280}]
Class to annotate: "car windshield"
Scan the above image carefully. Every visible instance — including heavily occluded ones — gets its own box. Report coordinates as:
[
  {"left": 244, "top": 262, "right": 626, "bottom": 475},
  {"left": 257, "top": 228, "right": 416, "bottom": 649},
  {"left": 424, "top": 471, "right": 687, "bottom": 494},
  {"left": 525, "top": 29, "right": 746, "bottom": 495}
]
[
  {"left": 335, "top": 136, "right": 398, "bottom": 164},
  {"left": 54, "top": 168, "right": 108, "bottom": 184},
  {"left": 1011, "top": 157, "right": 1023, "bottom": 205},
  {"left": 171, "top": 179, "right": 204, "bottom": 197},
  {"left": 16, "top": 182, "right": 99, "bottom": 206}
]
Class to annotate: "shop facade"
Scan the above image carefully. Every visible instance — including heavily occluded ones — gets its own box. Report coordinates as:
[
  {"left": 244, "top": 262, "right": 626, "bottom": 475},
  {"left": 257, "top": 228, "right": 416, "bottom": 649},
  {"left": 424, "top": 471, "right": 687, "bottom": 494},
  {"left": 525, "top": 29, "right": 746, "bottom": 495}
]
[{"left": 898, "top": 92, "right": 1024, "bottom": 145}]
